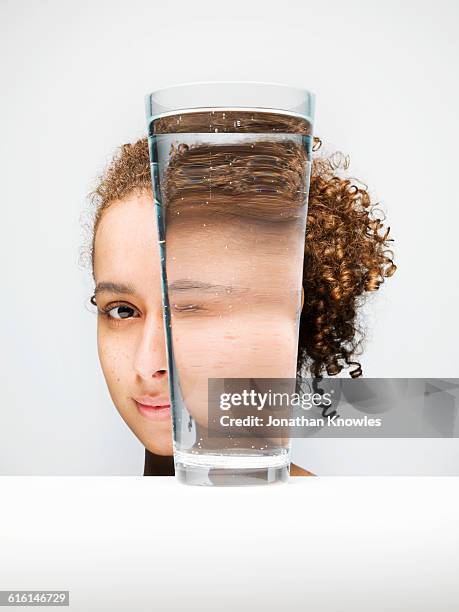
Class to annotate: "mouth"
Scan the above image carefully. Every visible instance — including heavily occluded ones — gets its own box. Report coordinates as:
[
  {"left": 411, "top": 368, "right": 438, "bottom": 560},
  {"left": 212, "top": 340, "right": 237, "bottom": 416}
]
[{"left": 133, "top": 397, "right": 171, "bottom": 422}]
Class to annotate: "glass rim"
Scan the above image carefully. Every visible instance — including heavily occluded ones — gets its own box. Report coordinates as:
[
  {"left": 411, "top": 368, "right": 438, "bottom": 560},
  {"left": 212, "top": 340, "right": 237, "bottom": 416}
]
[
  {"left": 146, "top": 79, "right": 315, "bottom": 97},
  {"left": 145, "top": 80, "right": 316, "bottom": 123}
]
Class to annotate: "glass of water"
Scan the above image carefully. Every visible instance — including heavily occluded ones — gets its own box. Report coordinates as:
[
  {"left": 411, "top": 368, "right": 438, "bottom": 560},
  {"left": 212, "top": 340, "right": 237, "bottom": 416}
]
[{"left": 145, "top": 81, "right": 315, "bottom": 485}]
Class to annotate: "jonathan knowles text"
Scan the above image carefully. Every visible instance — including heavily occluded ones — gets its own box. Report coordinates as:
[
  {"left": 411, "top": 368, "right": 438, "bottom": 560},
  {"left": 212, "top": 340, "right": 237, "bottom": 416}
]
[{"left": 220, "top": 414, "right": 382, "bottom": 428}]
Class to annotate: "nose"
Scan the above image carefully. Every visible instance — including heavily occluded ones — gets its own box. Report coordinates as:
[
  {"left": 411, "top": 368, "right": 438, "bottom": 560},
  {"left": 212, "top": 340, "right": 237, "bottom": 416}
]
[{"left": 133, "top": 311, "right": 168, "bottom": 381}]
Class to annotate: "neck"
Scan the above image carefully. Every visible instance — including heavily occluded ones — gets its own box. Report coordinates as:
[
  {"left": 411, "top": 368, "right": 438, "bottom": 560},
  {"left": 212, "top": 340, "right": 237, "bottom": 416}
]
[{"left": 143, "top": 449, "right": 175, "bottom": 476}]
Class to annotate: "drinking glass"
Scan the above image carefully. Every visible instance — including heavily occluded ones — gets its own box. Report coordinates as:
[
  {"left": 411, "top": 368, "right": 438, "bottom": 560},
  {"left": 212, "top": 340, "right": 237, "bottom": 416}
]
[{"left": 145, "top": 81, "right": 315, "bottom": 485}]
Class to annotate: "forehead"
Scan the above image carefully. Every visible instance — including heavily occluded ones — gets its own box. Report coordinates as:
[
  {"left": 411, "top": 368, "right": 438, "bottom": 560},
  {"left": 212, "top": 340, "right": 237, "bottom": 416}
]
[
  {"left": 93, "top": 191, "right": 159, "bottom": 280},
  {"left": 93, "top": 191, "right": 301, "bottom": 291}
]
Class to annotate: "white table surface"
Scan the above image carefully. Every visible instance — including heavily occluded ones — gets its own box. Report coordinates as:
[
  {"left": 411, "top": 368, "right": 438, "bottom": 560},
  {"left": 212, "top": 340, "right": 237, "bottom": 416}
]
[{"left": 0, "top": 476, "right": 458, "bottom": 611}]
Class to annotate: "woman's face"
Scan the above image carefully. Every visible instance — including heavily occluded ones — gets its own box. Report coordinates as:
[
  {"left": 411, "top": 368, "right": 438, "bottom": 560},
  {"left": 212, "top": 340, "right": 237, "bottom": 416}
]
[
  {"left": 93, "top": 190, "right": 305, "bottom": 455},
  {"left": 94, "top": 191, "right": 173, "bottom": 455}
]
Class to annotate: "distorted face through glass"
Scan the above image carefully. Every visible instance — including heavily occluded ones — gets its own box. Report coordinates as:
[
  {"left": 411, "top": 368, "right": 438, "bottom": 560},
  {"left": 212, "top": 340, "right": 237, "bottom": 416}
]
[{"left": 165, "top": 210, "right": 304, "bottom": 428}]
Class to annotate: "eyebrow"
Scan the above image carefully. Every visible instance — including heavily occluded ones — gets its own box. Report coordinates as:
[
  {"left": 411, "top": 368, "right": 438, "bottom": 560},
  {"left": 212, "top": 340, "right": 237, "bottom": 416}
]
[
  {"left": 94, "top": 281, "right": 137, "bottom": 296},
  {"left": 94, "top": 279, "right": 250, "bottom": 297},
  {"left": 168, "top": 279, "right": 249, "bottom": 295}
]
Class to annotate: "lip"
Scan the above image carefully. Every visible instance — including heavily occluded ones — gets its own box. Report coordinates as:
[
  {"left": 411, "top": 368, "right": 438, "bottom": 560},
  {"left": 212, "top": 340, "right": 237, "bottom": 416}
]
[{"left": 133, "top": 396, "right": 171, "bottom": 422}]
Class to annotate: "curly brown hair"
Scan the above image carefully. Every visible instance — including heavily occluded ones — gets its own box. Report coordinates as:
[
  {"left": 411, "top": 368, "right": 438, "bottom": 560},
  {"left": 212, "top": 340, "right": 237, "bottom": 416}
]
[{"left": 87, "top": 118, "right": 396, "bottom": 379}]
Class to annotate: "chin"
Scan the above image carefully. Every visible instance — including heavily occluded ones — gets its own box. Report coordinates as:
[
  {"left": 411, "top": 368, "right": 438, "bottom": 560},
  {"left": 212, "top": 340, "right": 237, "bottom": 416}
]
[
  {"left": 145, "top": 439, "right": 173, "bottom": 456},
  {"left": 141, "top": 428, "right": 173, "bottom": 456},
  {"left": 118, "top": 407, "right": 173, "bottom": 456}
]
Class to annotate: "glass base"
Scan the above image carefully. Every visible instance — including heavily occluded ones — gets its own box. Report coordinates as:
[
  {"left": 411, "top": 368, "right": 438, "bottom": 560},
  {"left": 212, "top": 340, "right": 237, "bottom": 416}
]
[
  {"left": 174, "top": 450, "right": 290, "bottom": 486},
  {"left": 176, "top": 463, "right": 289, "bottom": 486}
]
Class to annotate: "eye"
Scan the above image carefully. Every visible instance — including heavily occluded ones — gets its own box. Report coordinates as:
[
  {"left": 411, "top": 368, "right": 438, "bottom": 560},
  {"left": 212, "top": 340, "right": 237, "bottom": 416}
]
[{"left": 105, "top": 303, "right": 140, "bottom": 319}]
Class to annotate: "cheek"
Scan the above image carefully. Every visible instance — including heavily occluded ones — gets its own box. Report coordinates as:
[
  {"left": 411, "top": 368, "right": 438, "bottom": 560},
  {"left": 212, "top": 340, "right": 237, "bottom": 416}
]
[{"left": 97, "top": 322, "right": 134, "bottom": 391}]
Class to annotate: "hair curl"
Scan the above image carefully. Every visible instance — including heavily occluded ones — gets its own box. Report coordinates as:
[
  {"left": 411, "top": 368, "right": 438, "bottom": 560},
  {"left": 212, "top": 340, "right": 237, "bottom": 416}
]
[{"left": 85, "top": 128, "right": 396, "bottom": 379}]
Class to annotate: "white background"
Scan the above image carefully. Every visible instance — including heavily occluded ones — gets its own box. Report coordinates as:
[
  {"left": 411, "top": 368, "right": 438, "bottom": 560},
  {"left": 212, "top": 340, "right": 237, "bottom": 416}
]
[
  {"left": 1, "top": 477, "right": 459, "bottom": 611},
  {"left": 1, "top": 0, "right": 459, "bottom": 475}
]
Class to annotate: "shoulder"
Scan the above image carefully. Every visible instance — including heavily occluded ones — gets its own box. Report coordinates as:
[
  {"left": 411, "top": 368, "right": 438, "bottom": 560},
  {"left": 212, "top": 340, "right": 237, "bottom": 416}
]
[{"left": 290, "top": 462, "right": 315, "bottom": 477}]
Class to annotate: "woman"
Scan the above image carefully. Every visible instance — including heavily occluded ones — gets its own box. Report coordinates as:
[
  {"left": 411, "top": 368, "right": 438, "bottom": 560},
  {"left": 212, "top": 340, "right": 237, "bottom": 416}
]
[{"left": 86, "top": 134, "right": 396, "bottom": 477}]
